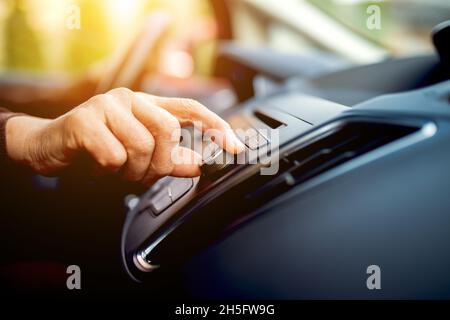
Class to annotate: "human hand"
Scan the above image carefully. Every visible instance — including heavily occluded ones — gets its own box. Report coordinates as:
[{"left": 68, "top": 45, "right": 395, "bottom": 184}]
[{"left": 5, "top": 88, "right": 244, "bottom": 185}]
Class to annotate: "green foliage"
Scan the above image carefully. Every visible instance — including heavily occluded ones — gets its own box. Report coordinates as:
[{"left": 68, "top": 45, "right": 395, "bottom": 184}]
[
  {"left": 4, "top": 0, "right": 44, "bottom": 72},
  {"left": 64, "top": 0, "right": 114, "bottom": 74}
]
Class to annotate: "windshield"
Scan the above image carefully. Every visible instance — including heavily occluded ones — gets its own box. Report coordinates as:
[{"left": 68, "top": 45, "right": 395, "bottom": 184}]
[
  {"left": 231, "top": 0, "right": 450, "bottom": 63},
  {"left": 308, "top": 0, "right": 450, "bottom": 55}
]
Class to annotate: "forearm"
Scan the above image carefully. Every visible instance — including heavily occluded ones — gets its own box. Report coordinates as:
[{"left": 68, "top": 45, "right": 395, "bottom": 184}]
[
  {"left": 0, "top": 108, "right": 24, "bottom": 163},
  {"left": 5, "top": 115, "right": 52, "bottom": 170}
]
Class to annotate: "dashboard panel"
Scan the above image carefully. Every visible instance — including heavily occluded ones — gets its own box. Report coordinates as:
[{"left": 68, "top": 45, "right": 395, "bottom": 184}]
[{"left": 122, "top": 75, "right": 450, "bottom": 298}]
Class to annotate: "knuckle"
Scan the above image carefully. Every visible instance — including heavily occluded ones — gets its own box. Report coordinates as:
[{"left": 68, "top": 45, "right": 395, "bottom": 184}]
[
  {"left": 160, "top": 115, "right": 181, "bottom": 140},
  {"left": 133, "top": 135, "right": 155, "bottom": 156},
  {"left": 166, "top": 114, "right": 181, "bottom": 130},
  {"left": 152, "top": 163, "right": 173, "bottom": 177},
  {"left": 67, "top": 108, "right": 93, "bottom": 127},
  {"left": 102, "top": 148, "right": 127, "bottom": 169},
  {"left": 109, "top": 87, "right": 133, "bottom": 97},
  {"left": 88, "top": 93, "right": 109, "bottom": 106},
  {"left": 96, "top": 95, "right": 122, "bottom": 116},
  {"left": 181, "top": 98, "right": 205, "bottom": 115},
  {"left": 107, "top": 87, "right": 134, "bottom": 106},
  {"left": 167, "top": 117, "right": 181, "bottom": 133},
  {"left": 63, "top": 108, "right": 96, "bottom": 150},
  {"left": 87, "top": 94, "right": 118, "bottom": 113}
]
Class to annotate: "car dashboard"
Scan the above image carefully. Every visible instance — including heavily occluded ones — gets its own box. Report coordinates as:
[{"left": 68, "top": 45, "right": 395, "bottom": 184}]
[{"left": 122, "top": 61, "right": 450, "bottom": 297}]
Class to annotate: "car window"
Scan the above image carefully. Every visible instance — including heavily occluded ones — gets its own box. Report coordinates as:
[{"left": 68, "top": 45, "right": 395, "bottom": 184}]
[
  {"left": 230, "top": 0, "right": 450, "bottom": 63},
  {"left": 307, "top": 0, "right": 450, "bottom": 56}
]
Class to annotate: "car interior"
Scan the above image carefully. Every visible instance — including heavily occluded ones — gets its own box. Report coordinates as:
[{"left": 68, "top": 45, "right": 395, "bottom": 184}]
[{"left": 1, "top": 0, "right": 450, "bottom": 300}]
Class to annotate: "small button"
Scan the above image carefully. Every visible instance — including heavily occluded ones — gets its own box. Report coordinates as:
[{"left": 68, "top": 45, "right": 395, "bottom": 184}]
[
  {"left": 236, "top": 127, "right": 258, "bottom": 144},
  {"left": 149, "top": 189, "right": 172, "bottom": 216},
  {"left": 203, "top": 145, "right": 222, "bottom": 165},
  {"left": 146, "top": 178, "right": 194, "bottom": 216},
  {"left": 168, "top": 178, "right": 194, "bottom": 202},
  {"left": 201, "top": 149, "right": 235, "bottom": 177},
  {"left": 245, "top": 134, "right": 268, "bottom": 150}
]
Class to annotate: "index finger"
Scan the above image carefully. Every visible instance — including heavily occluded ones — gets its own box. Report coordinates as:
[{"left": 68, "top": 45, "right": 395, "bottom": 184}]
[{"left": 135, "top": 93, "right": 245, "bottom": 154}]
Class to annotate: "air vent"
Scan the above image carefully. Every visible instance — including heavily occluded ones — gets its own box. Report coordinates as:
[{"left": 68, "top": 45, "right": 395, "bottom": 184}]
[
  {"left": 248, "top": 120, "right": 420, "bottom": 201},
  {"left": 254, "top": 110, "right": 285, "bottom": 129}
]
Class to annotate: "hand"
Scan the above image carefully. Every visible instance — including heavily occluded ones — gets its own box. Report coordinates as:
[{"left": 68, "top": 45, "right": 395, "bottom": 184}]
[{"left": 5, "top": 88, "right": 244, "bottom": 185}]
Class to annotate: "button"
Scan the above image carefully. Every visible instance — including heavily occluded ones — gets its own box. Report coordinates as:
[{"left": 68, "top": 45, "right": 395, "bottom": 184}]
[
  {"left": 201, "top": 149, "right": 235, "bottom": 177},
  {"left": 168, "top": 178, "right": 194, "bottom": 202},
  {"left": 147, "top": 178, "right": 194, "bottom": 216},
  {"left": 245, "top": 133, "right": 268, "bottom": 150},
  {"left": 149, "top": 189, "right": 172, "bottom": 215},
  {"left": 236, "top": 126, "right": 257, "bottom": 144},
  {"left": 203, "top": 145, "right": 223, "bottom": 164}
]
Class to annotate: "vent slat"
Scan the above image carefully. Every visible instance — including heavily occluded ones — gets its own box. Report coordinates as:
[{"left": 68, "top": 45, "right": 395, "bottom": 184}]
[{"left": 247, "top": 120, "right": 419, "bottom": 202}]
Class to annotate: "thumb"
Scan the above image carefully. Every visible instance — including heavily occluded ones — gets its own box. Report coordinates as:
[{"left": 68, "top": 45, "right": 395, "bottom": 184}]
[{"left": 170, "top": 146, "right": 202, "bottom": 177}]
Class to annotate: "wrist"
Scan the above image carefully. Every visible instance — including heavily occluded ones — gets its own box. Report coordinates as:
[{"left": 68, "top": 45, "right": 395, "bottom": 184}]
[{"left": 5, "top": 116, "right": 50, "bottom": 167}]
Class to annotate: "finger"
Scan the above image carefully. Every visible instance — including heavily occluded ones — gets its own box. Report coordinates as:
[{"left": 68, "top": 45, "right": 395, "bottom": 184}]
[
  {"left": 141, "top": 146, "right": 202, "bottom": 186},
  {"left": 103, "top": 95, "right": 155, "bottom": 181},
  {"left": 131, "top": 94, "right": 181, "bottom": 179},
  {"left": 136, "top": 93, "right": 245, "bottom": 154},
  {"left": 170, "top": 146, "right": 202, "bottom": 177},
  {"left": 70, "top": 109, "right": 127, "bottom": 172}
]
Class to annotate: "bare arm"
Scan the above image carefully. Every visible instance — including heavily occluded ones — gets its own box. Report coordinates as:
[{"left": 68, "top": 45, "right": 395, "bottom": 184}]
[{"left": 3, "top": 88, "right": 244, "bottom": 185}]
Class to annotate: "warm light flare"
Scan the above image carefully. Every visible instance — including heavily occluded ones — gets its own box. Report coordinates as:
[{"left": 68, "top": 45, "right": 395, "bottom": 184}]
[
  {"left": 160, "top": 50, "right": 194, "bottom": 79},
  {"left": 107, "top": 0, "right": 143, "bottom": 27}
]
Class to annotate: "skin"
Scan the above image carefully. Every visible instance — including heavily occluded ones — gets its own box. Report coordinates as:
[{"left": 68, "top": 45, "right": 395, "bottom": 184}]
[{"left": 5, "top": 87, "right": 245, "bottom": 185}]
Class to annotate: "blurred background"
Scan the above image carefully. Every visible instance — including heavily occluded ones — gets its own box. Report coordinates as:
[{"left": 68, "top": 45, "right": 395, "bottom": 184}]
[
  {"left": 0, "top": 0, "right": 214, "bottom": 75},
  {"left": 0, "top": 0, "right": 449, "bottom": 114},
  {"left": 0, "top": 0, "right": 449, "bottom": 296}
]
